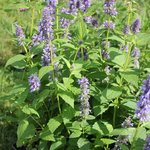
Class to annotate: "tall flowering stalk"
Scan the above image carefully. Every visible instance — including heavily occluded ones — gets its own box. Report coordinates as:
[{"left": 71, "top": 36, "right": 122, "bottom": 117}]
[
  {"left": 78, "top": 77, "right": 90, "bottom": 117},
  {"left": 135, "top": 75, "right": 150, "bottom": 122},
  {"left": 28, "top": 75, "right": 41, "bottom": 93},
  {"left": 15, "top": 23, "right": 25, "bottom": 46}
]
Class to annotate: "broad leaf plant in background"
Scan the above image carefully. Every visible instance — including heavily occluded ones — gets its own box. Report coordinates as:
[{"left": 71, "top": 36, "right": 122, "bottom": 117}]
[{"left": 4, "top": 0, "right": 150, "bottom": 149}]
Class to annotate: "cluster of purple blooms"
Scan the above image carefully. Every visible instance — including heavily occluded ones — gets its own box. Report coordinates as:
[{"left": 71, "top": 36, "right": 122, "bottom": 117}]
[
  {"left": 28, "top": 75, "right": 41, "bottom": 93},
  {"left": 131, "top": 47, "right": 140, "bottom": 69},
  {"left": 78, "top": 77, "right": 90, "bottom": 117},
  {"left": 121, "top": 44, "right": 129, "bottom": 52},
  {"left": 135, "top": 75, "right": 150, "bottom": 122},
  {"left": 104, "top": 0, "right": 117, "bottom": 16},
  {"left": 123, "top": 18, "right": 141, "bottom": 35},
  {"left": 103, "top": 0, "right": 117, "bottom": 29},
  {"left": 41, "top": 43, "right": 56, "bottom": 66},
  {"left": 15, "top": 23, "right": 25, "bottom": 46},
  {"left": 60, "top": 0, "right": 98, "bottom": 30},
  {"left": 143, "top": 134, "right": 150, "bottom": 150},
  {"left": 103, "top": 20, "right": 115, "bottom": 29}
]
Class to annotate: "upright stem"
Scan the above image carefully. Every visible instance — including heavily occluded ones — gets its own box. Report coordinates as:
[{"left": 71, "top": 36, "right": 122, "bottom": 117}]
[
  {"left": 113, "top": 97, "right": 118, "bottom": 127},
  {"left": 30, "top": 8, "right": 35, "bottom": 36},
  {"left": 130, "top": 122, "right": 140, "bottom": 150},
  {"left": 57, "top": 95, "right": 61, "bottom": 114},
  {"left": 49, "top": 40, "right": 55, "bottom": 80}
]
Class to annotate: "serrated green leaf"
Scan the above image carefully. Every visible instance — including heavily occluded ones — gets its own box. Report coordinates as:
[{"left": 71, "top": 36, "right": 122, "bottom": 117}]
[
  {"left": 58, "top": 91, "right": 74, "bottom": 108},
  {"left": 5, "top": 54, "right": 25, "bottom": 67},
  {"left": 48, "top": 116, "right": 62, "bottom": 133},
  {"left": 17, "top": 120, "right": 35, "bottom": 147},
  {"left": 22, "top": 105, "right": 40, "bottom": 118},
  {"left": 39, "top": 66, "right": 53, "bottom": 79}
]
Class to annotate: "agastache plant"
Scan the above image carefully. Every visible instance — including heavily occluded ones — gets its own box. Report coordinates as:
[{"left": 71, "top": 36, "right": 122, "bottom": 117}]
[
  {"left": 135, "top": 75, "right": 150, "bottom": 122},
  {"left": 28, "top": 75, "right": 40, "bottom": 93},
  {"left": 78, "top": 77, "right": 90, "bottom": 117},
  {"left": 15, "top": 23, "right": 25, "bottom": 45}
]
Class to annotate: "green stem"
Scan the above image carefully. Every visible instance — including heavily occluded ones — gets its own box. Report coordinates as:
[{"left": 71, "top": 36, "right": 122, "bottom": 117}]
[
  {"left": 130, "top": 122, "right": 140, "bottom": 150},
  {"left": 30, "top": 8, "right": 35, "bottom": 36},
  {"left": 49, "top": 40, "right": 55, "bottom": 80},
  {"left": 113, "top": 97, "right": 118, "bottom": 127},
  {"left": 57, "top": 95, "right": 61, "bottom": 114},
  {"left": 30, "top": 115, "right": 43, "bottom": 129}
]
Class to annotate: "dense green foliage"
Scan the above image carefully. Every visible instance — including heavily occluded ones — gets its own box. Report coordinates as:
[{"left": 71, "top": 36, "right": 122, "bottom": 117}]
[{"left": 1, "top": 0, "right": 150, "bottom": 149}]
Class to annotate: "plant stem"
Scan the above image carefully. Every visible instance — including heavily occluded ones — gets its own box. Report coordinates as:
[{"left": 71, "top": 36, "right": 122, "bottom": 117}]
[
  {"left": 30, "top": 8, "right": 35, "bottom": 36},
  {"left": 57, "top": 95, "right": 61, "bottom": 114},
  {"left": 49, "top": 40, "right": 55, "bottom": 81},
  {"left": 130, "top": 122, "right": 140, "bottom": 150},
  {"left": 113, "top": 97, "right": 118, "bottom": 127}
]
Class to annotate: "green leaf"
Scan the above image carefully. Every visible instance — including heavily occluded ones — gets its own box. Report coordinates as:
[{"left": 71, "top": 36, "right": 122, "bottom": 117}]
[
  {"left": 48, "top": 116, "right": 62, "bottom": 133},
  {"left": 40, "top": 127, "right": 55, "bottom": 142},
  {"left": 62, "top": 43, "right": 77, "bottom": 50},
  {"left": 108, "top": 35, "right": 125, "bottom": 44},
  {"left": 39, "top": 66, "right": 53, "bottom": 79},
  {"left": 22, "top": 105, "right": 40, "bottom": 118},
  {"left": 58, "top": 13, "right": 74, "bottom": 20},
  {"left": 50, "top": 137, "right": 66, "bottom": 150},
  {"left": 111, "top": 54, "right": 126, "bottom": 67},
  {"left": 58, "top": 91, "right": 74, "bottom": 108},
  {"left": 77, "top": 138, "right": 91, "bottom": 150},
  {"left": 101, "top": 86, "right": 122, "bottom": 100},
  {"left": 120, "top": 71, "right": 139, "bottom": 87},
  {"left": 5, "top": 54, "right": 25, "bottom": 67},
  {"left": 100, "top": 138, "right": 116, "bottom": 145},
  {"left": 130, "top": 127, "right": 146, "bottom": 150},
  {"left": 92, "top": 121, "right": 113, "bottom": 135},
  {"left": 17, "top": 120, "right": 35, "bottom": 147},
  {"left": 70, "top": 130, "right": 82, "bottom": 138},
  {"left": 62, "top": 58, "right": 71, "bottom": 69},
  {"left": 62, "top": 106, "right": 75, "bottom": 124}
]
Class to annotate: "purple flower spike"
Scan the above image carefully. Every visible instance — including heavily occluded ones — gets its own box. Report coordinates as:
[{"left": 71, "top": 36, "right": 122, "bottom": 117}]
[
  {"left": 41, "top": 43, "right": 56, "bottom": 66},
  {"left": 135, "top": 75, "right": 150, "bottom": 122},
  {"left": 38, "top": 6, "right": 54, "bottom": 41},
  {"left": 15, "top": 23, "right": 25, "bottom": 45},
  {"left": 78, "top": 77, "right": 90, "bottom": 117},
  {"left": 104, "top": 0, "right": 117, "bottom": 16},
  {"left": 132, "top": 18, "right": 141, "bottom": 33},
  {"left": 143, "top": 134, "right": 150, "bottom": 150},
  {"left": 28, "top": 75, "right": 40, "bottom": 93},
  {"left": 123, "top": 25, "right": 130, "bottom": 35},
  {"left": 103, "top": 20, "right": 115, "bottom": 29}
]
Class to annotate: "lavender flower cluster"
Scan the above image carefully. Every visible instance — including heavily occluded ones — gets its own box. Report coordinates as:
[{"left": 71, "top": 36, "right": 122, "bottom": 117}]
[
  {"left": 104, "top": 0, "right": 117, "bottom": 16},
  {"left": 15, "top": 23, "right": 25, "bottom": 46},
  {"left": 123, "top": 19, "right": 141, "bottom": 35},
  {"left": 131, "top": 47, "right": 140, "bottom": 69},
  {"left": 135, "top": 75, "right": 150, "bottom": 122},
  {"left": 78, "top": 77, "right": 90, "bottom": 117},
  {"left": 28, "top": 75, "right": 40, "bottom": 93}
]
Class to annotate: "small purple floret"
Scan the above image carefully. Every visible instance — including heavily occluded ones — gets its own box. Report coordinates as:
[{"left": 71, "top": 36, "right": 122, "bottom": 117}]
[{"left": 28, "top": 75, "right": 40, "bottom": 93}]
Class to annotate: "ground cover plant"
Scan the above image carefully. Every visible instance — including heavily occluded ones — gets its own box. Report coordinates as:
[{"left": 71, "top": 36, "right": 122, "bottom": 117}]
[{"left": 1, "top": 0, "right": 150, "bottom": 149}]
